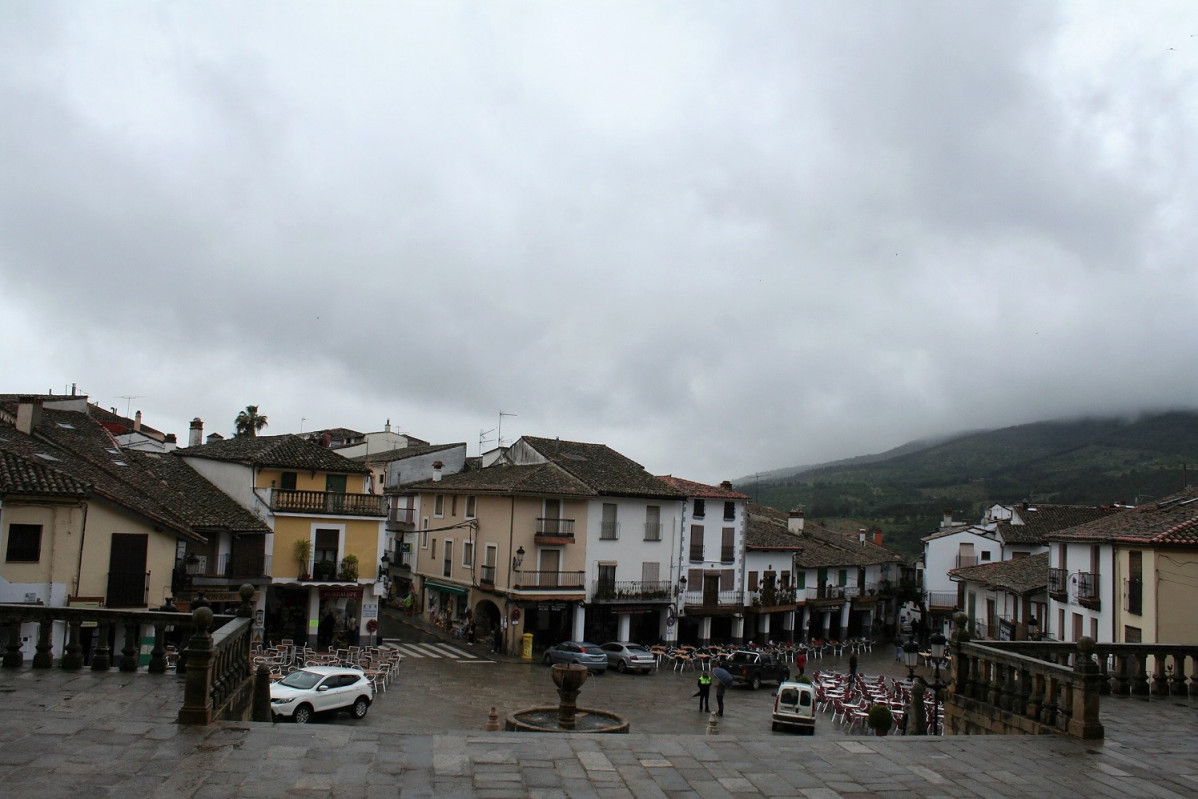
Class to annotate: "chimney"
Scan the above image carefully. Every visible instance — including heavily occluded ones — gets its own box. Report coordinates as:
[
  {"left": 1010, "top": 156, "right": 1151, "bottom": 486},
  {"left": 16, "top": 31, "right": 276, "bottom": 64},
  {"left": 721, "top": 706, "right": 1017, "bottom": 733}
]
[
  {"left": 942, "top": 508, "right": 954, "bottom": 528},
  {"left": 134, "top": 410, "right": 142, "bottom": 432},
  {"left": 788, "top": 510, "right": 804, "bottom": 533},
  {"left": 189, "top": 418, "right": 203, "bottom": 447},
  {"left": 432, "top": 461, "right": 443, "bottom": 482},
  {"left": 858, "top": 528, "right": 866, "bottom": 546},
  {"left": 873, "top": 530, "right": 884, "bottom": 546},
  {"left": 164, "top": 433, "right": 177, "bottom": 451},
  {"left": 16, "top": 396, "right": 42, "bottom": 435},
  {"left": 720, "top": 480, "right": 733, "bottom": 490},
  {"left": 384, "top": 418, "right": 392, "bottom": 434},
  {"left": 206, "top": 432, "right": 225, "bottom": 443}
]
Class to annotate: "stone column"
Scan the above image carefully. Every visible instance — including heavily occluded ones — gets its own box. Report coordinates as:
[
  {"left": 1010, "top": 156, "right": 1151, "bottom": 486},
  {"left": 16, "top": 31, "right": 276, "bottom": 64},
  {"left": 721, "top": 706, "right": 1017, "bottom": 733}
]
[
  {"left": 617, "top": 613, "right": 631, "bottom": 642},
  {"left": 572, "top": 603, "right": 586, "bottom": 642},
  {"left": 699, "top": 616, "right": 712, "bottom": 646},
  {"left": 1067, "top": 637, "right": 1105, "bottom": 740},
  {"left": 178, "top": 607, "right": 215, "bottom": 725}
]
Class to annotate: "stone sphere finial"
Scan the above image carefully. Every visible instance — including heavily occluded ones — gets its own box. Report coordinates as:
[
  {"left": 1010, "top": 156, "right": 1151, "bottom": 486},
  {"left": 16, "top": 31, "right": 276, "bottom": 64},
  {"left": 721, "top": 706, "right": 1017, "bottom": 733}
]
[
  {"left": 239, "top": 583, "right": 255, "bottom": 603},
  {"left": 952, "top": 611, "right": 968, "bottom": 631},
  {"left": 192, "top": 606, "right": 214, "bottom": 632},
  {"left": 1077, "top": 636, "right": 1096, "bottom": 656}
]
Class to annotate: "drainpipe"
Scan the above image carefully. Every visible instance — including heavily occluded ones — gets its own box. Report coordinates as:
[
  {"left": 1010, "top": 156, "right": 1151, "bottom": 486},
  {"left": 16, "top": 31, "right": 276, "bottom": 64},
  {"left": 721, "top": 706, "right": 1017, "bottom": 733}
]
[{"left": 72, "top": 501, "right": 89, "bottom": 598}]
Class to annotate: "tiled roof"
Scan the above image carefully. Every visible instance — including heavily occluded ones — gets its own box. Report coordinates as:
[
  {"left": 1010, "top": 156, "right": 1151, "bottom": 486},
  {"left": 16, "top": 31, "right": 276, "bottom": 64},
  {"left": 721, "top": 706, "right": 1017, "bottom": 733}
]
[
  {"left": 951, "top": 552, "right": 1048, "bottom": 595},
  {"left": 125, "top": 451, "right": 271, "bottom": 534},
  {"left": 0, "top": 409, "right": 199, "bottom": 539},
  {"left": 922, "top": 525, "right": 993, "bottom": 543},
  {"left": 85, "top": 403, "right": 167, "bottom": 440},
  {"left": 746, "top": 505, "right": 904, "bottom": 566},
  {"left": 349, "top": 442, "right": 466, "bottom": 465},
  {"left": 179, "top": 434, "right": 371, "bottom": 474},
  {"left": 656, "top": 475, "right": 749, "bottom": 500},
  {"left": 998, "top": 504, "right": 1122, "bottom": 545},
  {"left": 744, "top": 505, "right": 804, "bottom": 551},
  {"left": 519, "top": 436, "right": 684, "bottom": 498},
  {"left": 407, "top": 463, "right": 596, "bottom": 497},
  {"left": 1046, "top": 487, "right": 1198, "bottom": 546},
  {"left": 0, "top": 449, "right": 90, "bottom": 496}
]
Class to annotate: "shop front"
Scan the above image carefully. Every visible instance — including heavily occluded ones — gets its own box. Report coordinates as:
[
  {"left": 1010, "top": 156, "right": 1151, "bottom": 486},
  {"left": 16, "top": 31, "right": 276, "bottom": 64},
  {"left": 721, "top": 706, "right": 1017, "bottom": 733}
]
[{"left": 422, "top": 578, "right": 470, "bottom": 633}]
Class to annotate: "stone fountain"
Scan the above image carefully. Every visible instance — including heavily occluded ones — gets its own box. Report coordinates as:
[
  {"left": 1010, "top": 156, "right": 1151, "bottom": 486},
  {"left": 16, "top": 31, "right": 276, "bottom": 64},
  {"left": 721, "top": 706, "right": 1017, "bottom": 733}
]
[{"left": 506, "top": 663, "right": 629, "bottom": 733}]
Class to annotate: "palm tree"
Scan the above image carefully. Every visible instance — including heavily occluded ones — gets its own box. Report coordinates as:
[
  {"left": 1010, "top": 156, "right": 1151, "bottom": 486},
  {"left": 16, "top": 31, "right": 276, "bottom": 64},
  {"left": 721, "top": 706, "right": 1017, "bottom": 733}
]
[{"left": 234, "top": 405, "right": 269, "bottom": 438}]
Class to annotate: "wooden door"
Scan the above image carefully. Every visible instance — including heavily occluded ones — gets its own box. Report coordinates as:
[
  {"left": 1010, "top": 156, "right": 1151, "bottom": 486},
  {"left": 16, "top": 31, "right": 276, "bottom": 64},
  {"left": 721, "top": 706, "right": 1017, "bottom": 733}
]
[{"left": 106, "top": 534, "right": 148, "bottom": 607}]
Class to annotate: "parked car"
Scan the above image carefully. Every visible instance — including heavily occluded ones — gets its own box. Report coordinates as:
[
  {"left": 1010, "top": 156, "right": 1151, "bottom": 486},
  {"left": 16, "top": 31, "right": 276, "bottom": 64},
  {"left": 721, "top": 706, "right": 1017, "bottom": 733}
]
[
  {"left": 727, "top": 650, "right": 790, "bottom": 690},
  {"left": 542, "top": 641, "right": 608, "bottom": 673},
  {"left": 600, "top": 641, "right": 655, "bottom": 674},
  {"left": 771, "top": 680, "right": 816, "bottom": 734},
  {"left": 270, "top": 665, "right": 374, "bottom": 723}
]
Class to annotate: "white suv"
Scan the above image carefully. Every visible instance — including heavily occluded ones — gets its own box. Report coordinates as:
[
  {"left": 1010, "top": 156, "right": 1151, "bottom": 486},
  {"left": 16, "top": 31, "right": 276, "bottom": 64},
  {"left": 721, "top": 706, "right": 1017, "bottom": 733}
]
[{"left": 270, "top": 666, "right": 374, "bottom": 723}]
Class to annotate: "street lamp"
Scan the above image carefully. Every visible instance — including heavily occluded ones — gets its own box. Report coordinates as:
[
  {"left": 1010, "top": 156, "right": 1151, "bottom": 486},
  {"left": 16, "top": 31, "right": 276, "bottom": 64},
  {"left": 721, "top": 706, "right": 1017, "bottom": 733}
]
[
  {"left": 903, "top": 634, "right": 947, "bottom": 735},
  {"left": 512, "top": 546, "right": 525, "bottom": 571}
]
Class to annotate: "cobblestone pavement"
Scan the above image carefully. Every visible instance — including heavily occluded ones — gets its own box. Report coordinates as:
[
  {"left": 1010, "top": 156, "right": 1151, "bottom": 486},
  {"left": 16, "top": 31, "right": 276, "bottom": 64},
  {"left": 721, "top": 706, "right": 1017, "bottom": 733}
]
[{"left": 1, "top": 619, "right": 1196, "bottom": 798}]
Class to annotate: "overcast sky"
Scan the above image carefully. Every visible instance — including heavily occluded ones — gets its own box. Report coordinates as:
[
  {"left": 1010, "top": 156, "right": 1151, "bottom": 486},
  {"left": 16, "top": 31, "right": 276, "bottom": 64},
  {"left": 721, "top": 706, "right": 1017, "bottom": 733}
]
[{"left": 3, "top": 2, "right": 1197, "bottom": 484}]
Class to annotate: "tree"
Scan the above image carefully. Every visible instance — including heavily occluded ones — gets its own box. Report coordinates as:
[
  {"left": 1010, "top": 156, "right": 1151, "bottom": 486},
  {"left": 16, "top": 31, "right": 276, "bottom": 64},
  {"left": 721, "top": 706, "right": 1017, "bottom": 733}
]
[{"left": 234, "top": 405, "right": 269, "bottom": 438}]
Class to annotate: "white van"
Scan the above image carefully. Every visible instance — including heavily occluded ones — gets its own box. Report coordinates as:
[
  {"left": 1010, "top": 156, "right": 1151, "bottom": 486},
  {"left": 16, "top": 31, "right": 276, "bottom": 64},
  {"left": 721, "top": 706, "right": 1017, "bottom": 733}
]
[{"left": 771, "top": 680, "right": 816, "bottom": 734}]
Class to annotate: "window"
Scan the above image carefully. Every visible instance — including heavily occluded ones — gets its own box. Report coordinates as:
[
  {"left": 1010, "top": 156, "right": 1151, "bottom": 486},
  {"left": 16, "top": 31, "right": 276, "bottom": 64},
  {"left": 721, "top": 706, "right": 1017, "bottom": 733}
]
[
  {"left": 795, "top": 572, "right": 806, "bottom": 590},
  {"left": 281, "top": 472, "right": 297, "bottom": 491},
  {"left": 5, "top": 524, "right": 42, "bottom": 562},
  {"left": 597, "top": 563, "right": 616, "bottom": 596},
  {"left": 838, "top": 569, "right": 848, "bottom": 587},
  {"left": 465, "top": 495, "right": 476, "bottom": 519},
  {"left": 644, "top": 505, "right": 661, "bottom": 541},
  {"left": 434, "top": 495, "right": 444, "bottom": 517},
  {"left": 1127, "top": 550, "right": 1143, "bottom": 615},
  {"left": 748, "top": 571, "right": 758, "bottom": 591},
  {"left": 431, "top": 539, "right": 437, "bottom": 560},
  {"left": 723, "top": 501, "right": 735, "bottom": 521},
  {"left": 325, "top": 474, "right": 347, "bottom": 493},
  {"left": 443, "top": 540, "right": 453, "bottom": 578},
  {"left": 720, "top": 527, "right": 735, "bottom": 562},
  {"left": 689, "top": 525, "right": 704, "bottom": 561},
  {"left": 601, "top": 503, "right": 618, "bottom": 540},
  {"left": 463, "top": 540, "right": 474, "bottom": 568},
  {"left": 450, "top": 495, "right": 458, "bottom": 517},
  {"left": 693, "top": 498, "right": 706, "bottom": 519},
  {"left": 314, "top": 529, "right": 339, "bottom": 565},
  {"left": 981, "top": 551, "right": 992, "bottom": 562}
]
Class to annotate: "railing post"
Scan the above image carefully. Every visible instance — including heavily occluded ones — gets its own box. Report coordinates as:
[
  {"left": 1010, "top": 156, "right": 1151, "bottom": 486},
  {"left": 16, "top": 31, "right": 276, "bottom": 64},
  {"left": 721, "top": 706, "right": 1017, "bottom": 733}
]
[
  {"left": 91, "top": 620, "right": 112, "bottom": 671},
  {"left": 148, "top": 622, "right": 168, "bottom": 674},
  {"left": 909, "top": 678, "right": 927, "bottom": 735},
  {"left": 33, "top": 618, "right": 54, "bottom": 668},
  {"left": 252, "top": 663, "right": 273, "bottom": 723},
  {"left": 1067, "top": 636, "right": 1104, "bottom": 740},
  {"left": 1130, "top": 651, "right": 1151, "bottom": 697},
  {"left": 3, "top": 620, "right": 24, "bottom": 668},
  {"left": 1112, "top": 652, "right": 1131, "bottom": 696},
  {"left": 62, "top": 619, "right": 84, "bottom": 670},
  {"left": 120, "top": 620, "right": 140, "bottom": 671},
  {"left": 1169, "top": 651, "right": 1187, "bottom": 696},
  {"left": 178, "top": 607, "right": 215, "bottom": 725}
]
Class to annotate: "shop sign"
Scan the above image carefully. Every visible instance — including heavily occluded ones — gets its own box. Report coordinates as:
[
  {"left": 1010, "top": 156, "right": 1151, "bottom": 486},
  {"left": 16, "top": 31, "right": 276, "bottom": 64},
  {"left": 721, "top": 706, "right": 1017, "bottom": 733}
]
[
  {"left": 536, "top": 602, "right": 566, "bottom": 611},
  {"left": 363, "top": 603, "right": 378, "bottom": 619}
]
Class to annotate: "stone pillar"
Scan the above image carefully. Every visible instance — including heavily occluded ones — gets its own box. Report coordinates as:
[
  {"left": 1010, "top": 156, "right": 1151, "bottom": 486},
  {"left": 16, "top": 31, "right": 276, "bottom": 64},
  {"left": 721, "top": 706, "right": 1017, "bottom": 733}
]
[
  {"left": 837, "top": 602, "right": 851, "bottom": 639},
  {"left": 62, "top": 619, "right": 84, "bottom": 670},
  {"left": 32, "top": 619, "right": 54, "bottom": 668},
  {"left": 178, "top": 607, "right": 215, "bottom": 725},
  {"left": 2, "top": 621, "right": 24, "bottom": 668},
  {"left": 909, "top": 679, "right": 927, "bottom": 735},
  {"left": 661, "top": 608, "right": 677, "bottom": 644},
  {"left": 91, "top": 621, "right": 112, "bottom": 671},
  {"left": 783, "top": 610, "right": 795, "bottom": 643},
  {"left": 120, "top": 621, "right": 140, "bottom": 671},
  {"left": 1067, "top": 637, "right": 1105, "bottom": 740},
  {"left": 698, "top": 616, "right": 712, "bottom": 646},
  {"left": 731, "top": 615, "right": 745, "bottom": 646},
  {"left": 306, "top": 588, "right": 321, "bottom": 649},
  {"left": 821, "top": 609, "right": 832, "bottom": 638},
  {"left": 572, "top": 603, "right": 586, "bottom": 642},
  {"left": 800, "top": 606, "right": 811, "bottom": 642},
  {"left": 758, "top": 613, "right": 771, "bottom": 642},
  {"left": 251, "top": 664, "right": 273, "bottom": 723},
  {"left": 617, "top": 614, "right": 631, "bottom": 642}
]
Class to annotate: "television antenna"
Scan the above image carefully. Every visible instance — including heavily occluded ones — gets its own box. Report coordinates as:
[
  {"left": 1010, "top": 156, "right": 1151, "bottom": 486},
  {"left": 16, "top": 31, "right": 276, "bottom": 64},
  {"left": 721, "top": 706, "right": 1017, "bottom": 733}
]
[
  {"left": 117, "top": 395, "right": 143, "bottom": 418},
  {"left": 498, "top": 411, "right": 517, "bottom": 448},
  {"left": 479, "top": 427, "right": 496, "bottom": 456}
]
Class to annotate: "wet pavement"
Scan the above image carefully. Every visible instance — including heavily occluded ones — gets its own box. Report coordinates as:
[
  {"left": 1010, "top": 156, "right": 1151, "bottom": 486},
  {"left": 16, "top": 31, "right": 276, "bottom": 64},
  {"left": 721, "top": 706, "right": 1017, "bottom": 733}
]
[{"left": 1, "top": 613, "right": 1196, "bottom": 798}]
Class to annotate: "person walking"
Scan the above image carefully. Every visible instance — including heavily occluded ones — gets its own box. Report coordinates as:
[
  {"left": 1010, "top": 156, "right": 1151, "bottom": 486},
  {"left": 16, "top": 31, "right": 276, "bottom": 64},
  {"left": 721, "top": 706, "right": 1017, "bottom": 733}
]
[
  {"left": 848, "top": 651, "right": 858, "bottom": 684},
  {"left": 796, "top": 650, "right": 807, "bottom": 676},
  {"left": 694, "top": 673, "right": 712, "bottom": 712},
  {"left": 491, "top": 620, "right": 503, "bottom": 654},
  {"left": 712, "top": 666, "right": 732, "bottom": 716}
]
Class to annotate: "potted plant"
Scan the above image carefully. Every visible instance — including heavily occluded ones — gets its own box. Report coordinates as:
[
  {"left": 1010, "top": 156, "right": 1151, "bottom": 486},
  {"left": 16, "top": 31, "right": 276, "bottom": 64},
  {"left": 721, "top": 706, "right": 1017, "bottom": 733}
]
[
  {"left": 314, "top": 558, "right": 336, "bottom": 581},
  {"left": 338, "top": 554, "right": 359, "bottom": 581},
  {"left": 867, "top": 703, "right": 893, "bottom": 736},
  {"left": 293, "top": 539, "right": 312, "bottom": 580}
]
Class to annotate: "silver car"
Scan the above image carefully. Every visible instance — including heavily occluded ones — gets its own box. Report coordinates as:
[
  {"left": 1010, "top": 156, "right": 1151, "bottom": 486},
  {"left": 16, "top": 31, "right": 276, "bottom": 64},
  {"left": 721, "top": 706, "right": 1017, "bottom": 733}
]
[
  {"left": 542, "top": 641, "right": 608, "bottom": 673},
  {"left": 600, "top": 641, "right": 655, "bottom": 674}
]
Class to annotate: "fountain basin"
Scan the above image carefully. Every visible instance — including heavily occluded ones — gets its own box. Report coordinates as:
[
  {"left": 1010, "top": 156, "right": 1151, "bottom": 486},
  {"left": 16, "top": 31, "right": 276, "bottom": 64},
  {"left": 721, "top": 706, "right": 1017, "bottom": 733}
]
[{"left": 506, "top": 706, "right": 629, "bottom": 733}]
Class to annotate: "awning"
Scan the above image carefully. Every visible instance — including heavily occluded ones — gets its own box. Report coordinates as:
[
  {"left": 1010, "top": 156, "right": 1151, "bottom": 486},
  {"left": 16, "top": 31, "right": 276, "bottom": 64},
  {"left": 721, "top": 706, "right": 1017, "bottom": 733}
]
[{"left": 424, "top": 579, "right": 469, "bottom": 597}]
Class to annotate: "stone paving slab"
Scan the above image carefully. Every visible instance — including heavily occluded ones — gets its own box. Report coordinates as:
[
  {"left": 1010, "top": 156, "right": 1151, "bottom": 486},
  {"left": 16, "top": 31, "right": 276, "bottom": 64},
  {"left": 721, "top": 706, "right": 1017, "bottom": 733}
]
[{"left": 4, "top": 646, "right": 1198, "bottom": 798}]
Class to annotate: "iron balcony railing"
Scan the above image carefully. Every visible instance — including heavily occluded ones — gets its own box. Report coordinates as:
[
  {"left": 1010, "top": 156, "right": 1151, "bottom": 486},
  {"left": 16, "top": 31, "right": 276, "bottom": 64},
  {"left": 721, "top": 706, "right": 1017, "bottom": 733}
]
[
  {"left": 1076, "top": 571, "right": 1100, "bottom": 608},
  {"left": 681, "top": 589, "right": 742, "bottom": 608},
  {"left": 590, "top": 580, "right": 672, "bottom": 602},
  {"left": 270, "top": 489, "right": 386, "bottom": 517},
  {"left": 926, "top": 590, "right": 958, "bottom": 609},
  {"left": 389, "top": 506, "right": 417, "bottom": 527},
  {"left": 689, "top": 543, "right": 704, "bottom": 561},
  {"left": 480, "top": 565, "right": 496, "bottom": 585},
  {"left": 749, "top": 586, "right": 797, "bottom": 607},
  {"left": 1048, "top": 567, "right": 1068, "bottom": 597},
  {"left": 643, "top": 522, "right": 662, "bottom": 541},
  {"left": 183, "top": 553, "right": 272, "bottom": 580},
  {"left": 512, "top": 570, "right": 585, "bottom": 590},
  {"left": 536, "top": 518, "right": 576, "bottom": 537},
  {"left": 599, "top": 521, "right": 619, "bottom": 540}
]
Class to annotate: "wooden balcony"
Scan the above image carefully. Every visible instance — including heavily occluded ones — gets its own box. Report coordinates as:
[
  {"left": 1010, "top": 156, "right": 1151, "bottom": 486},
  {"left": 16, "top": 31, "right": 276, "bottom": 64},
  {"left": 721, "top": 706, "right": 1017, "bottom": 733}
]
[
  {"left": 749, "top": 586, "right": 797, "bottom": 611},
  {"left": 269, "top": 489, "right": 385, "bottom": 517},
  {"left": 681, "top": 589, "right": 743, "bottom": 614}
]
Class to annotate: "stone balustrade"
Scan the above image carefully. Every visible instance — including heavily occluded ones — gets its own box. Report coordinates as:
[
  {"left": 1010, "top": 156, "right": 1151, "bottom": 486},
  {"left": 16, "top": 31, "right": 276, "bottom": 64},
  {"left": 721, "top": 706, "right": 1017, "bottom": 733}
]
[
  {"left": 1, "top": 584, "right": 260, "bottom": 725},
  {"left": 945, "top": 611, "right": 1198, "bottom": 740}
]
